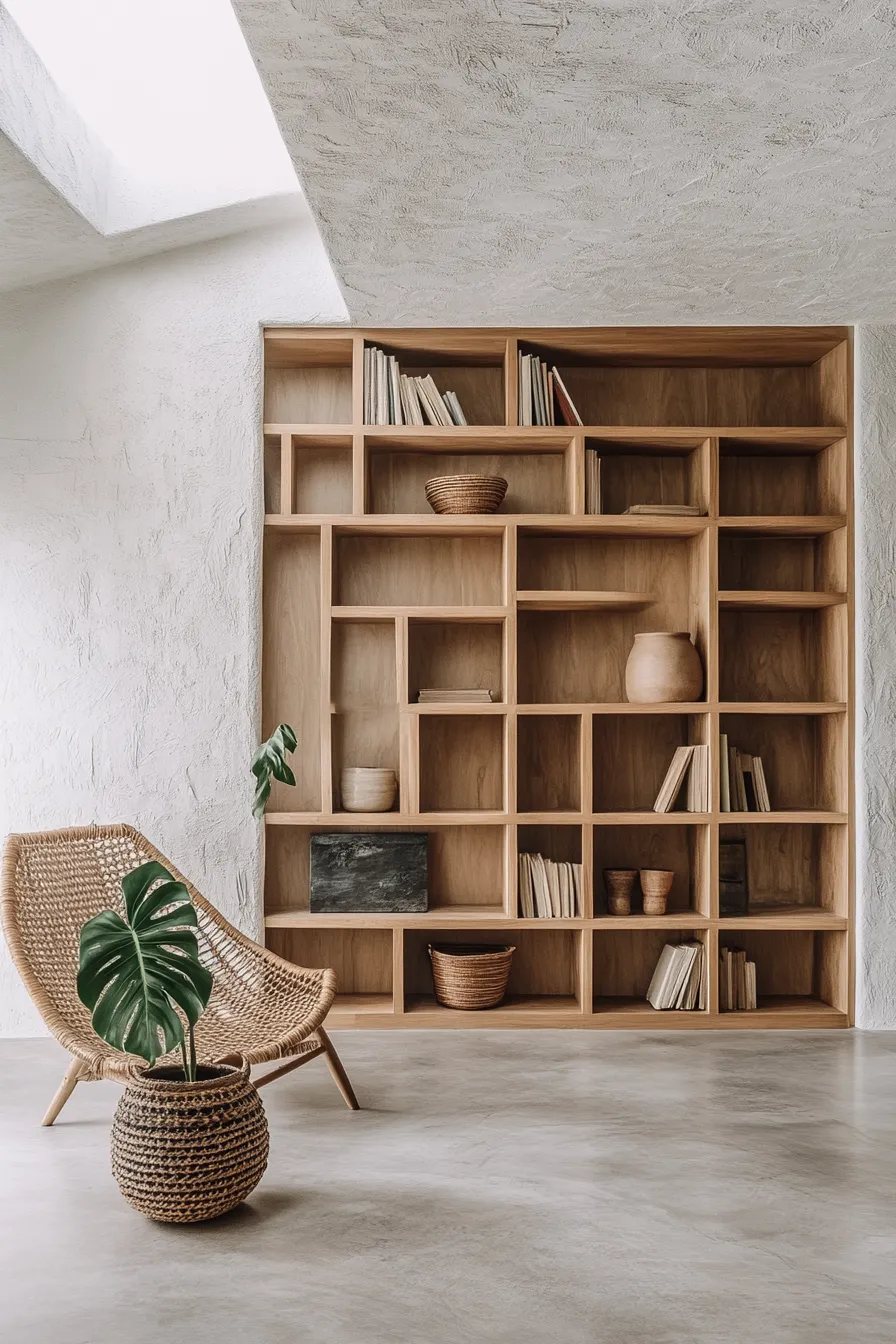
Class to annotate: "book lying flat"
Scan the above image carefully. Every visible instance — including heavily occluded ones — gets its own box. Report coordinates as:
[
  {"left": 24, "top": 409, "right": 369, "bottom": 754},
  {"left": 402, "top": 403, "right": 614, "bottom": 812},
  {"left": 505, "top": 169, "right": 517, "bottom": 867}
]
[
  {"left": 623, "top": 504, "right": 703, "bottom": 516},
  {"left": 417, "top": 689, "right": 492, "bottom": 703}
]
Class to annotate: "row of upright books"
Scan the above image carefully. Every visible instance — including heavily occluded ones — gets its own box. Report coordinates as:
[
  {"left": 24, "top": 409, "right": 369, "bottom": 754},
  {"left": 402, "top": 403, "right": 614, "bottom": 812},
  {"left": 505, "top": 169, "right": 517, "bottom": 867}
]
[
  {"left": 364, "top": 346, "right": 468, "bottom": 426},
  {"left": 653, "top": 740, "right": 773, "bottom": 813},
  {"left": 719, "top": 946, "right": 758, "bottom": 1010},
  {"left": 518, "top": 853, "right": 582, "bottom": 918},
  {"left": 518, "top": 352, "right": 583, "bottom": 426},
  {"left": 720, "top": 736, "right": 771, "bottom": 811}
]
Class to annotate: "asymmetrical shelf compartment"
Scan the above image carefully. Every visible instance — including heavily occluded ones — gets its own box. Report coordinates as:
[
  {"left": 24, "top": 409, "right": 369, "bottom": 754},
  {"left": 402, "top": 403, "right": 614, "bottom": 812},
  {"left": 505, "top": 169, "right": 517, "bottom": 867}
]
[
  {"left": 261, "top": 325, "right": 854, "bottom": 1030},
  {"left": 592, "top": 928, "right": 710, "bottom": 1015}
]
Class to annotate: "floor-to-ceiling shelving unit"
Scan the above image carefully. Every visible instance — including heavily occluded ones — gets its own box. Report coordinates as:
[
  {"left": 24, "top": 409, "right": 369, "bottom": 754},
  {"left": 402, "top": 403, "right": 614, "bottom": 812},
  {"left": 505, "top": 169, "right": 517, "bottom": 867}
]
[{"left": 261, "top": 327, "right": 853, "bottom": 1029}]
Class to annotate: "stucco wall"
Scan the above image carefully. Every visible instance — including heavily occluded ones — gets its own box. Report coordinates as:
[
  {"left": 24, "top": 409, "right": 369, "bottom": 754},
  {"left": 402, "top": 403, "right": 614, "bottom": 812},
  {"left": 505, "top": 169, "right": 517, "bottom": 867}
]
[
  {"left": 0, "top": 221, "right": 347, "bottom": 1034},
  {"left": 855, "top": 327, "right": 895, "bottom": 1028}
]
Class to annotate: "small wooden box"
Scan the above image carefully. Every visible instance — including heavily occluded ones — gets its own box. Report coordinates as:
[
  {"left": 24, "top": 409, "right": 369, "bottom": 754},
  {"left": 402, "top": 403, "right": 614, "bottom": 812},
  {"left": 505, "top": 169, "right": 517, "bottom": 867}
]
[{"left": 310, "top": 832, "right": 429, "bottom": 914}]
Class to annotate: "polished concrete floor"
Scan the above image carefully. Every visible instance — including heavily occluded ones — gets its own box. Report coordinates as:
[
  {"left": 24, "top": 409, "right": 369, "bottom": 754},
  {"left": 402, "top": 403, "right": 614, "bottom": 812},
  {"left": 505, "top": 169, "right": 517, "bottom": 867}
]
[{"left": 2, "top": 1032, "right": 896, "bottom": 1344}]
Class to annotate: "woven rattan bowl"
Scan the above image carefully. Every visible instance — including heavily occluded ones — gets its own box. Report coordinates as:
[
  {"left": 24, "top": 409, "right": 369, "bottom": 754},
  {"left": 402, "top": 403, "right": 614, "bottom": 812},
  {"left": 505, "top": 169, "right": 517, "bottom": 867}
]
[
  {"left": 429, "top": 943, "right": 515, "bottom": 1010},
  {"left": 424, "top": 474, "right": 508, "bottom": 515}
]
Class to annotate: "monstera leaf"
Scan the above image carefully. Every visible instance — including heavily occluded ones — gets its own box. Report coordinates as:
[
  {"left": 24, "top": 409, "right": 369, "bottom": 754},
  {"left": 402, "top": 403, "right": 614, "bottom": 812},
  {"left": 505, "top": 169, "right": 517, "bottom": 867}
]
[
  {"left": 251, "top": 723, "right": 297, "bottom": 818},
  {"left": 77, "top": 861, "right": 213, "bottom": 1069}
]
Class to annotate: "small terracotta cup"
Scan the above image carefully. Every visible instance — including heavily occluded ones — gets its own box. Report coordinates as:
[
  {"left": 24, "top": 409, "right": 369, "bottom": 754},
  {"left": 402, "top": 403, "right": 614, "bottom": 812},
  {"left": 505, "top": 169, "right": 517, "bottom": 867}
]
[
  {"left": 604, "top": 869, "right": 637, "bottom": 916},
  {"left": 639, "top": 869, "right": 674, "bottom": 916}
]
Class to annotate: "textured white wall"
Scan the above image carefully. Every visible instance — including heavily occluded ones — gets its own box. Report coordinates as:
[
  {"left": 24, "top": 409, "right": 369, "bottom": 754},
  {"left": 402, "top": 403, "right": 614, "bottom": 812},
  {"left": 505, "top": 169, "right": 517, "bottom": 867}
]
[
  {"left": 0, "top": 220, "right": 347, "bottom": 1034},
  {"left": 855, "top": 327, "right": 896, "bottom": 1029}
]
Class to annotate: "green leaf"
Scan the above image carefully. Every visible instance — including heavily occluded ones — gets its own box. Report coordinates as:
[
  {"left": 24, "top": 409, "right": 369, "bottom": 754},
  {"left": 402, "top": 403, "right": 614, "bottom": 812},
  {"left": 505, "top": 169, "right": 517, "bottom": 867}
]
[
  {"left": 77, "top": 861, "right": 213, "bottom": 1067},
  {"left": 251, "top": 722, "right": 297, "bottom": 818}
]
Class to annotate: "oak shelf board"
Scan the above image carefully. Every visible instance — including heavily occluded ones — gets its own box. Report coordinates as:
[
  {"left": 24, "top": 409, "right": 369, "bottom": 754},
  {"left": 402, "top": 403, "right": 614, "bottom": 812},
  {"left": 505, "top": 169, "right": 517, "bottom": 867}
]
[
  {"left": 403, "top": 995, "right": 583, "bottom": 1021},
  {"left": 516, "top": 590, "right": 655, "bottom": 611},
  {"left": 592, "top": 810, "right": 711, "bottom": 825},
  {"left": 719, "top": 908, "right": 848, "bottom": 930},
  {"left": 593, "top": 914, "right": 710, "bottom": 928},
  {"left": 718, "top": 515, "right": 847, "bottom": 536},
  {"left": 518, "top": 702, "right": 710, "bottom": 715},
  {"left": 264, "top": 811, "right": 508, "bottom": 827},
  {"left": 593, "top": 997, "right": 707, "bottom": 1018},
  {"left": 264, "top": 513, "right": 710, "bottom": 537},
  {"left": 265, "top": 906, "right": 509, "bottom": 928},
  {"left": 717, "top": 701, "right": 847, "bottom": 715},
  {"left": 264, "top": 423, "right": 355, "bottom": 437},
  {"left": 719, "top": 805, "right": 844, "bottom": 822},
  {"left": 719, "top": 996, "right": 846, "bottom": 1022},
  {"left": 332, "top": 993, "right": 395, "bottom": 1015},
  {"left": 332, "top": 605, "right": 509, "bottom": 621},
  {"left": 266, "top": 423, "right": 845, "bottom": 446},
  {"left": 517, "top": 811, "right": 586, "bottom": 824},
  {"left": 718, "top": 590, "right": 847, "bottom": 610},
  {"left": 407, "top": 702, "right": 507, "bottom": 714},
  {"left": 364, "top": 428, "right": 574, "bottom": 452}
]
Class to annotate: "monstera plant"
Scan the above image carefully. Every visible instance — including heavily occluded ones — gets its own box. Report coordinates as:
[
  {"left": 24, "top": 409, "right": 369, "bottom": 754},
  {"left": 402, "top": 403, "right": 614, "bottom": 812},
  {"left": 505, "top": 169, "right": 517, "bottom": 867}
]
[
  {"left": 77, "top": 861, "right": 212, "bottom": 1082},
  {"left": 251, "top": 723, "right": 297, "bottom": 818}
]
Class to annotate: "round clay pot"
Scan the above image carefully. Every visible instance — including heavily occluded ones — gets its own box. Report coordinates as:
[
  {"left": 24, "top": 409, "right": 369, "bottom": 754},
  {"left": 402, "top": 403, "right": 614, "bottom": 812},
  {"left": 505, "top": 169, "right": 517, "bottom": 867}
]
[
  {"left": 111, "top": 1060, "right": 269, "bottom": 1223},
  {"left": 604, "top": 868, "right": 637, "bottom": 916},
  {"left": 624, "top": 632, "right": 703, "bottom": 704},
  {"left": 639, "top": 869, "right": 674, "bottom": 917},
  {"left": 340, "top": 767, "right": 397, "bottom": 812}
]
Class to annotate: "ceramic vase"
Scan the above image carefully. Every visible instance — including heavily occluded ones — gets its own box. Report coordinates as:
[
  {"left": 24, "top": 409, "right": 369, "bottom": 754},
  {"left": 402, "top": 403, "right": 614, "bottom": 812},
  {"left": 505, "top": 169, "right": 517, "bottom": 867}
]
[
  {"left": 340, "top": 767, "right": 397, "bottom": 812},
  {"left": 639, "top": 869, "right": 674, "bottom": 916},
  {"left": 624, "top": 632, "right": 703, "bottom": 704},
  {"left": 604, "top": 869, "right": 637, "bottom": 916}
]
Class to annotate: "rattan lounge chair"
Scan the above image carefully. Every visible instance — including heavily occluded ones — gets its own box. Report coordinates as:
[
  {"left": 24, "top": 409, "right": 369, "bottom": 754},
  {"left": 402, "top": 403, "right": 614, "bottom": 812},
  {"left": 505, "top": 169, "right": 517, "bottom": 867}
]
[{"left": 1, "top": 824, "right": 359, "bottom": 1125}]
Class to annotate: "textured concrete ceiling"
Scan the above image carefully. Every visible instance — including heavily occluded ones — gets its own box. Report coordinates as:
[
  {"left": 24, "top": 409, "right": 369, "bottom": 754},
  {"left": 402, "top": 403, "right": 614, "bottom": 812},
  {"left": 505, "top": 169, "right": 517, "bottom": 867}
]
[{"left": 236, "top": 0, "right": 896, "bottom": 325}]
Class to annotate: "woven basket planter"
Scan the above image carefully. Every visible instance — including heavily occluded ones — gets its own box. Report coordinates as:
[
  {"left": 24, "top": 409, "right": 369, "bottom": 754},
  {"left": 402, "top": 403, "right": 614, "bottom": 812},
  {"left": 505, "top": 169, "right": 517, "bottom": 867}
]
[
  {"left": 429, "top": 943, "right": 515, "bottom": 1010},
  {"left": 111, "top": 1059, "right": 269, "bottom": 1223},
  {"left": 425, "top": 474, "right": 508, "bottom": 515}
]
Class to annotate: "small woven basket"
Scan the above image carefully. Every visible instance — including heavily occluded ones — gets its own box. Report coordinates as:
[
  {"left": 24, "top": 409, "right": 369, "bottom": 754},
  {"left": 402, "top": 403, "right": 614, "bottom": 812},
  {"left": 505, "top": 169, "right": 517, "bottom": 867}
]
[
  {"left": 429, "top": 943, "right": 515, "bottom": 1010},
  {"left": 425, "top": 474, "right": 507, "bottom": 515},
  {"left": 110, "top": 1059, "right": 269, "bottom": 1223}
]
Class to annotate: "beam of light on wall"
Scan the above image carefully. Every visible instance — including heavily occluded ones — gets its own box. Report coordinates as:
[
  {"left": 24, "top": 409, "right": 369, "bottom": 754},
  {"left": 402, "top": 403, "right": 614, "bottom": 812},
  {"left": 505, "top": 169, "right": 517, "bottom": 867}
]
[{"left": 3, "top": 0, "right": 300, "bottom": 232}]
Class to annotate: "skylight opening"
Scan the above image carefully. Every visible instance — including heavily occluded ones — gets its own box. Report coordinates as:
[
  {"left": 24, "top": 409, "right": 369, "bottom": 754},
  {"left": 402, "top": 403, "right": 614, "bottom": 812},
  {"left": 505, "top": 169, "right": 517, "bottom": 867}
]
[{"left": 3, "top": 0, "right": 300, "bottom": 233}]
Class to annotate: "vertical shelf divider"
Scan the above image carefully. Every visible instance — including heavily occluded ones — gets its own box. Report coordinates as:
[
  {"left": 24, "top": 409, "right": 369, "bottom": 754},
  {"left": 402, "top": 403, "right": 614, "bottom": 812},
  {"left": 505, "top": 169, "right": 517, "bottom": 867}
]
[
  {"left": 320, "top": 523, "right": 333, "bottom": 814},
  {"left": 280, "top": 431, "right": 294, "bottom": 516}
]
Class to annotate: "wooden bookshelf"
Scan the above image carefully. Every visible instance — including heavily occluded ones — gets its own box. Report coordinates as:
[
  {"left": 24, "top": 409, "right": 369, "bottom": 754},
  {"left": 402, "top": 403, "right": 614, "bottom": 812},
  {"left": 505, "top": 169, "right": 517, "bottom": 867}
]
[{"left": 261, "top": 327, "right": 853, "bottom": 1029}]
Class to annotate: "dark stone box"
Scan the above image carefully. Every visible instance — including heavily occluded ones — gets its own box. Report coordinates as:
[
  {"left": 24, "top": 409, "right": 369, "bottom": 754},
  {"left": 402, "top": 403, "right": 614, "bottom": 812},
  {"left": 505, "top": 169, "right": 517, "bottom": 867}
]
[{"left": 310, "top": 832, "right": 429, "bottom": 914}]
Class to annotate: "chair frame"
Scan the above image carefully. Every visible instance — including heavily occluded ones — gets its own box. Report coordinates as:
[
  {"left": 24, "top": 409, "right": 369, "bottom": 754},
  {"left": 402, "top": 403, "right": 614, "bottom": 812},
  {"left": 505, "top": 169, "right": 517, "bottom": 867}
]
[{"left": 2, "top": 824, "right": 359, "bottom": 1124}]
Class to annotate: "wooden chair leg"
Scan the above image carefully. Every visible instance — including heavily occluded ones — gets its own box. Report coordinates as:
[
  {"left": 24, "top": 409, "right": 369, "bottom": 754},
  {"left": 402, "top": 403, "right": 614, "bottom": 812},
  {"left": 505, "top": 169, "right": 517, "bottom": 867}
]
[
  {"left": 42, "top": 1056, "right": 84, "bottom": 1127},
  {"left": 318, "top": 1026, "right": 360, "bottom": 1111}
]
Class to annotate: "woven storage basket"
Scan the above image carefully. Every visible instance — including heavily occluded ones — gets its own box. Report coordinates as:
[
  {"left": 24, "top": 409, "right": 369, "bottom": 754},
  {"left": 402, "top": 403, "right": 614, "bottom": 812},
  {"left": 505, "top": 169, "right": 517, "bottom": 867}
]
[
  {"left": 425, "top": 474, "right": 507, "bottom": 515},
  {"left": 429, "top": 943, "right": 515, "bottom": 1010},
  {"left": 111, "top": 1059, "right": 269, "bottom": 1223}
]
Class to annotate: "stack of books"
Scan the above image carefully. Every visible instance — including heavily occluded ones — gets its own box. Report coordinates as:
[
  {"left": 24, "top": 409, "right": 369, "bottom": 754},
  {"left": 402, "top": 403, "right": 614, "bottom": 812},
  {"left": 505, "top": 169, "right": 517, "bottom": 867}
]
[
  {"left": 720, "top": 735, "right": 771, "bottom": 811},
  {"left": 646, "top": 942, "right": 706, "bottom": 1010},
  {"left": 364, "top": 346, "right": 468, "bottom": 426},
  {"left": 416, "top": 689, "right": 492, "bottom": 704},
  {"left": 623, "top": 503, "right": 703, "bottom": 517},
  {"left": 585, "top": 448, "right": 601, "bottom": 513},
  {"left": 518, "top": 853, "right": 582, "bottom": 918},
  {"left": 719, "top": 946, "right": 758, "bottom": 1010},
  {"left": 653, "top": 744, "right": 710, "bottom": 813},
  {"left": 518, "top": 352, "right": 583, "bottom": 426}
]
